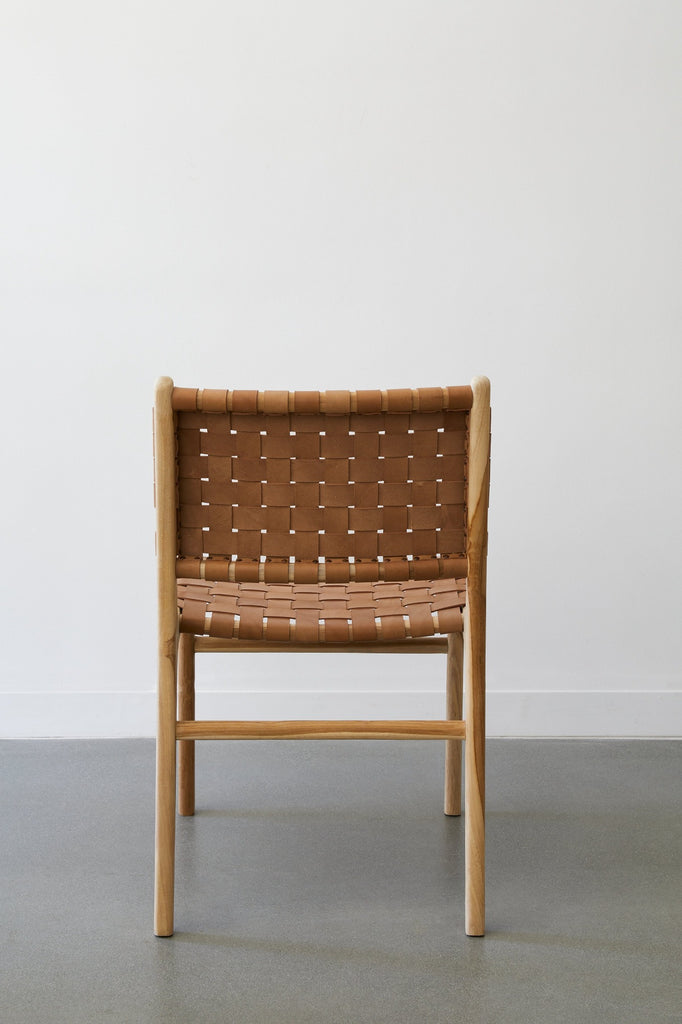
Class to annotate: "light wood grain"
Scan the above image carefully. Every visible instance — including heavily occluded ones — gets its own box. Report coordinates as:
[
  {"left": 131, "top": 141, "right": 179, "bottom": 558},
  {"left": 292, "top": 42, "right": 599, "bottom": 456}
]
[
  {"left": 176, "top": 720, "right": 467, "bottom": 741},
  {"left": 444, "top": 632, "right": 464, "bottom": 815},
  {"left": 154, "top": 376, "right": 178, "bottom": 937},
  {"left": 194, "top": 637, "right": 449, "bottom": 654},
  {"left": 464, "top": 375, "right": 490, "bottom": 936},
  {"left": 177, "top": 633, "right": 195, "bottom": 817}
]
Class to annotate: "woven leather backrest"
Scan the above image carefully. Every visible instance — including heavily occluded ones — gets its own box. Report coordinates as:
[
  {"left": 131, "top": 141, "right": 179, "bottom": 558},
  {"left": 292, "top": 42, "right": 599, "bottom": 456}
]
[{"left": 172, "top": 387, "right": 473, "bottom": 584}]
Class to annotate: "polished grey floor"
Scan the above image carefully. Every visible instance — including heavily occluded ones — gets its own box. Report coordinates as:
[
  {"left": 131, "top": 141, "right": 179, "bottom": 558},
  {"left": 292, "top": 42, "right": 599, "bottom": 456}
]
[{"left": 0, "top": 739, "right": 680, "bottom": 1024}]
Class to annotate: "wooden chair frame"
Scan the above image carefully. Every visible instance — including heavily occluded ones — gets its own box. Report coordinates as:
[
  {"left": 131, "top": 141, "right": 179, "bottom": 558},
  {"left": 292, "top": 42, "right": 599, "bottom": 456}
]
[{"left": 153, "top": 376, "right": 490, "bottom": 937}]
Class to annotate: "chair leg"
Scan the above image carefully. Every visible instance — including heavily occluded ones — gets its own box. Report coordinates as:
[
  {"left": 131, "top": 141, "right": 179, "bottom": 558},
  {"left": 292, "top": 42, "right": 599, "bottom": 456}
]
[
  {"left": 154, "top": 635, "right": 177, "bottom": 937},
  {"left": 464, "top": 602, "right": 485, "bottom": 936},
  {"left": 444, "top": 632, "right": 464, "bottom": 816},
  {"left": 178, "top": 633, "right": 196, "bottom": 817}
]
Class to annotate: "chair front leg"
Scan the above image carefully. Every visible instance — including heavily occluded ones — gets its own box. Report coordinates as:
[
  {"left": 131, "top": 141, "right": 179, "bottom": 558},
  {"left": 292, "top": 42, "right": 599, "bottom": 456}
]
[
  {"left": 444, "top": 632, "right": 464, "bottom": 815},
  {"left": 178, "top": 633, "right": 196, "bottom": 817},
  {"left": 464, "top": 598, "right": 485, "bottom": 936},
  {"left": 154, "top": 632, "right": 178, "bottom": 937}
]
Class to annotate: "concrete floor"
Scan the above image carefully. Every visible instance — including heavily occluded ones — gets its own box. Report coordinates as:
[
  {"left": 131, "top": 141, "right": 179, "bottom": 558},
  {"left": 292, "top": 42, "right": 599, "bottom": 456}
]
[{"left": 0, "top": 739, "right": 680, "bottom": 1024}]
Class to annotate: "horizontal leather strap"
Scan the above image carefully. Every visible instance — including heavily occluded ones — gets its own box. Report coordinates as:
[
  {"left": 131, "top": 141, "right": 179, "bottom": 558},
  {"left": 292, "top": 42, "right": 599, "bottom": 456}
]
[{"left": 172, "top": 386, "right": 473, "bottom": 414}]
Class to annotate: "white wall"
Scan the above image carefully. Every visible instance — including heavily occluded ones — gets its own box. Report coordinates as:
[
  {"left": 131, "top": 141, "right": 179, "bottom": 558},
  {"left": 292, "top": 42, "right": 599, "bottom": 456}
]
[{"left": 1, "top": 1, "right": 680, "bottom": 737}]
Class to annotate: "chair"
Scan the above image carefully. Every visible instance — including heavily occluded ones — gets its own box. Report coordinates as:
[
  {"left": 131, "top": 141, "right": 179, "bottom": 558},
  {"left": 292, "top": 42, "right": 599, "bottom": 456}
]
[{"left": 153, "top": 377, "right": 490, "bottom": 937}]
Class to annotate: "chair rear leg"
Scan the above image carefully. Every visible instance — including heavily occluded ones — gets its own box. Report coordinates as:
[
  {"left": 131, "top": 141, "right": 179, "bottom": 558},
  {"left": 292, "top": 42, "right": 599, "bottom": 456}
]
[
  {"left": 444, "top": 632, "right": 464, "bottom": 815},
  {"left": 154, "top": 636, "right": 177, "bottom": 937},
  {"left": 178, "top": 633, "right": 196, "bottom": 817}
]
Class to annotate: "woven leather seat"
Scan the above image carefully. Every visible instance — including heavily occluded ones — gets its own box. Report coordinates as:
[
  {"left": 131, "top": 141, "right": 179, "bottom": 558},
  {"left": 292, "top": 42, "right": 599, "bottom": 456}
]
[
  {"left": 153, "top": 378, "right": 491, "bottom": 939},
  {"left": 178, "top": 577, "right": 467, "bottom": 643}
]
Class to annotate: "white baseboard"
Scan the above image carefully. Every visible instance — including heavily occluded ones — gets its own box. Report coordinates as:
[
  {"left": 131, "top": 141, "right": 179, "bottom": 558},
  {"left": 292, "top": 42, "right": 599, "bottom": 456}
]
[{"left": 0, "top": 690, "right": 680, "bottom": 738}]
